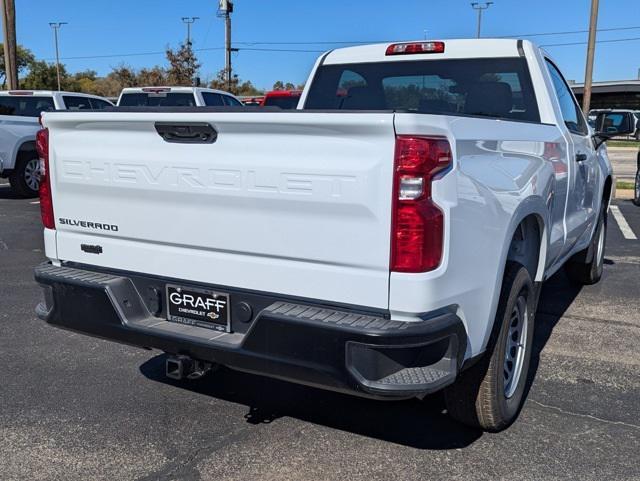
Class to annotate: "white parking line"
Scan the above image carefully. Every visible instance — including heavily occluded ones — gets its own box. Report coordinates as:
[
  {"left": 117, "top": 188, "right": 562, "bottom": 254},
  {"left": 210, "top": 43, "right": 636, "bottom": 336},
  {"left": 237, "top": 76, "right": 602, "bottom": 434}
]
[{"left": 610, "top": 205, "right": 638, "bottom": 240}]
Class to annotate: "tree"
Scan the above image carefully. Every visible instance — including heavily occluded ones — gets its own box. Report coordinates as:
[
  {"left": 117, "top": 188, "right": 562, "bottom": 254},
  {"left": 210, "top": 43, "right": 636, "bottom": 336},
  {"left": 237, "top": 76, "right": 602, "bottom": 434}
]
[
  {"left": 64, "top": 69, "right": 99, "bottom": 93},
  {"left": 209, "top": 70, "right": 263, "bottom": 96},
  {"left": 236, "top": 80, "right": 261, "bottom": 96},
  {"left": 108, "top": 65, "right": 137, "bottom": 88},
  {"left": 21, "top": 60, "right": 64, "bottom": 90},
  {"left": 209, "top": 69, "right": 237, "bottom": 93},
  {"left": 86, "top": 65, "right": 137, "bottom": 97},
  {"left": 166, "top": 43, "right": 200, "bottom": 86},
  {"left": 137, "top": 66, "right": 168, "bottom": 86},
  {"left": 0, "top": 43, "right": 34, "bottom": 87},
  {"left": 272, "top": 80, "right": 301, "bottom": 92}
]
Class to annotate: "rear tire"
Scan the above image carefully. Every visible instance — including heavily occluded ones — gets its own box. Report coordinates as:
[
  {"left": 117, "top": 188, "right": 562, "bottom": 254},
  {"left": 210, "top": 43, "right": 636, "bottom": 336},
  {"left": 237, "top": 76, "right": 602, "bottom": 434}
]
[
  {"left": 564, "top": 206, "right": 607, "bottom": 285},
  {"left": 633, "top": 169, "right": 640, "bottom": 207},
  {"left": 9, "top": 155, "right": 40, "bottom": 198},
  {"left": 444, "top": 261, "right": 535, "bottom": 432}
]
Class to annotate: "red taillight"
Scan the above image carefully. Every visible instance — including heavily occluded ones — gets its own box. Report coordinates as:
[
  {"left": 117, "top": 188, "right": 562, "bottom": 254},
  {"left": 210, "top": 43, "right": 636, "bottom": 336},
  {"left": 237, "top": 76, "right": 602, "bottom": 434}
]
[
  {"left": 36, "top": 128, "right": 55, "bottom": 229},
  {"left": 391, "top": 136, "right": 451, "bottom": 272},
  {"left": 142, "top": 87, "right": 170, "bottom": 93},
  {"left": 386, "top": 42, "right": 445, "bottom": 56}
]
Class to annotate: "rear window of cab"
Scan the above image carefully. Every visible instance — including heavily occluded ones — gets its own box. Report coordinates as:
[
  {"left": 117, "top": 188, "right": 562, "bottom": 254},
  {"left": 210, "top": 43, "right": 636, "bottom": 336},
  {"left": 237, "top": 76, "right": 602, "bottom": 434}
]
[
  {"left": 304, "top": 57, "right": 540, "bottom": 123},
  {"left": 119, "top": 92, "right": 197, "bottom": 107},
  {"left": 0, "top": 96, "right": 55, "bottom": 117}
]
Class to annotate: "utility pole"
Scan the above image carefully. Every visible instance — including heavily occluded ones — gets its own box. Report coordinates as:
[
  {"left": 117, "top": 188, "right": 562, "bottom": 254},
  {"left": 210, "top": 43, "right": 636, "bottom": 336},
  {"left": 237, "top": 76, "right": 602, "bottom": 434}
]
[
  {"left": 471, "top": 2, "right": 493, "bottom": 38},
  {"left": 582, "top": 0, "right": 599, "bottom": 113},
  {"left": 49, "top": 22, "right": 67, "bottom": 91},
  {"left": 181, "top": 16, "right": 199, "bottom": 46},
  {"left": 1, "top": 0, "right": 18, "bottom": 89},
  {"left": 218, "top": 0, "right": 234, "bottom": 91}
]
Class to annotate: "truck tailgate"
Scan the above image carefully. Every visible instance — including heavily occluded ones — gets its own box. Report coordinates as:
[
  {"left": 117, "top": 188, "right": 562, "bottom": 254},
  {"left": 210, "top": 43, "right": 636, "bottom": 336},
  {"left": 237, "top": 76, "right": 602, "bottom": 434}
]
[{"left": 44, "top": 111, "right": 396, "bottom": 309}]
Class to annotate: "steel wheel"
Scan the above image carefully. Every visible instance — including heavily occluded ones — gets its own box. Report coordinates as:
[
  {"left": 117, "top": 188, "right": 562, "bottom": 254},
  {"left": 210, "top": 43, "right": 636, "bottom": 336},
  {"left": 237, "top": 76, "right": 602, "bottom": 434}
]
[
  {"left": 594, "top": 218, "right": 605, "bottom": 277},
  {"left": 504, "top": 294, "right": 528, "bottom": 399},
  {"left": 23, "top": 158, "right": 40, "bottom": 192}
]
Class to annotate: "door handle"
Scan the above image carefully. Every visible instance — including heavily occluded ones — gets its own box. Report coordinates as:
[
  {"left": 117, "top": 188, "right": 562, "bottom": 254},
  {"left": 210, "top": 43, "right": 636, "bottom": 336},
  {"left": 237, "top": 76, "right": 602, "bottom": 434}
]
[
  {"left": 155, "top": 122, "right": 217, "bottom": 144},
  {"left": 575, "top": 153, "right": 588, "bottom": 162}
]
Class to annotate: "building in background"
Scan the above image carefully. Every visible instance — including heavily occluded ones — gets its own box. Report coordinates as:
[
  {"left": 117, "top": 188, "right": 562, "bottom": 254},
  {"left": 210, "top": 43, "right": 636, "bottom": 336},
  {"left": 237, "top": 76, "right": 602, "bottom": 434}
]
[{"left": 571, "top": 80, "right": 640, "bottom": 110}]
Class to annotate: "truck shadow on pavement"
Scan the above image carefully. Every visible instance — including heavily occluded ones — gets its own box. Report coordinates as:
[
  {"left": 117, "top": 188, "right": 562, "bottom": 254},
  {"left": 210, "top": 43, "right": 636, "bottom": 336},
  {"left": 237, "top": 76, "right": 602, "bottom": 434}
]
[
  {"left": 139, "top": 268, "right": 583, "bottom": 450},
  {"left": 0, "top": 184, "right": 22, "bottom": 199},
  {"left": 526, "top": 269, "right": 582, "bottom": 400},
  {"left": 140, "top": 356, "right": 483, "bottom": 449}
]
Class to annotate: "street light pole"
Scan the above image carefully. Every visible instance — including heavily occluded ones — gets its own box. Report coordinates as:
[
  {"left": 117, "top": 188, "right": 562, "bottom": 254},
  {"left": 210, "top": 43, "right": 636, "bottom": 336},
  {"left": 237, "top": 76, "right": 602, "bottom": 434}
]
[
  {"left": 49, "top": 22, "right": 67, "bottom": 91},
  {"left": 582, "top": 0, "right": 599, "bottom": 113},
  {"left": 471, "top": 2, "right": 493, "bottom": 38},
  {"left": 181, "top": 16, "right": 199, "bottom": 46}
]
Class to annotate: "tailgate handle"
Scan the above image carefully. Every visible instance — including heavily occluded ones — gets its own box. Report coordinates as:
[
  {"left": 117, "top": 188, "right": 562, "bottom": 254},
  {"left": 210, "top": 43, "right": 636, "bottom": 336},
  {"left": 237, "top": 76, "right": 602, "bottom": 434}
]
[{"left": 155, "top": 122, "right": 217, "bottom": 144}]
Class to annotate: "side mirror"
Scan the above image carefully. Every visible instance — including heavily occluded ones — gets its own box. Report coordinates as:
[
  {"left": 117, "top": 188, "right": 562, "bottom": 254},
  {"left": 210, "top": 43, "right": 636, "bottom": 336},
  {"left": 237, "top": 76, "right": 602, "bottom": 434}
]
[{"left": 594, "top": 111, "right": 636, "bottom": 148}]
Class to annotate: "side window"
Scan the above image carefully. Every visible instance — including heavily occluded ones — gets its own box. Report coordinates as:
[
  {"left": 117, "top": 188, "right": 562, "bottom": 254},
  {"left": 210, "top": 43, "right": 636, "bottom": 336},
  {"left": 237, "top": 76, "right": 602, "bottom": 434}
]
[
  {"left": 89, "top": 98, "right": 113, "bottom": 110},
  {"left": 202, "top": 92, "right": 224, "bottom": 106},
  {"left": 545, "top": 60, "right": 588, "bottom": 135},
  {"left": 62, "top": 96, "right": 92, "bottom": 110},
  {"left": 222, "top": 95, "right": 242, "bottom": 106}
]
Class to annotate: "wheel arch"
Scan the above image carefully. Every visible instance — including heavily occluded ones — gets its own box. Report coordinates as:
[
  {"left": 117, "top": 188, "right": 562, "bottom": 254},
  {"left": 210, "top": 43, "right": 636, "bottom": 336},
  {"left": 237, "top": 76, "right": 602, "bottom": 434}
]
[
  {"left": 502, "top": 198, "right": 549, "bottom": 284},
  {"left": 478, "top": 197, "right": 548, "bottom": 353},
  {"left": 9, "top": 138, "right": 38, "bottom": 171}
]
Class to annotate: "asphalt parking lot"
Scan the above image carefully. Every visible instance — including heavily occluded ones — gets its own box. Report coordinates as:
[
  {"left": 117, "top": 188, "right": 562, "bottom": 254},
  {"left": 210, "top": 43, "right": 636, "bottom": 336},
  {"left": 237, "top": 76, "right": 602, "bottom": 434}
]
[
  {"left": 608, "top": 146, "right": 639, "bottom": 181},
  {"left": 1, "top": 178, "right": 639, "bottom": 481}
]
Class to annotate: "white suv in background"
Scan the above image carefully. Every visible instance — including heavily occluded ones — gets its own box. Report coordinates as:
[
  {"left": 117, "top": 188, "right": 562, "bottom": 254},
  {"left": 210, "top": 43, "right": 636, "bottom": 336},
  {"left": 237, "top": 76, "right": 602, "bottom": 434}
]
[
  {"left": 0, "top": 90, "right": 113, "bottom": 197},
  {"left": 117, "top": 87, "right": 244, "bottom": 107}
]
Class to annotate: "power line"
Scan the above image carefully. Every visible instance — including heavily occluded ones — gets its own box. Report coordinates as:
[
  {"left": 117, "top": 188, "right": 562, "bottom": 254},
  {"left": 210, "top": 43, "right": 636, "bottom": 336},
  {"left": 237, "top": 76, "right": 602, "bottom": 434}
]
[
  {"left": 47, "top": 46, "right": 325, "bottom": 62},
  {"left": 232, "top": 25, "right": 640, "bottom": 44},
  {"left": 541, "top": 36, "right": 640, "bottom": 47},
  {"left": 45, "top": 25, "right": 640, "bottom": 62},
  {"left": 498, "top": 24, "right": 640, "bottom": 38},
  {"left": 233, "top": 40, "right": 394, "bottom": 45},
  {"left": 238, "top": 47, "right": 326, "bottom": 53}
]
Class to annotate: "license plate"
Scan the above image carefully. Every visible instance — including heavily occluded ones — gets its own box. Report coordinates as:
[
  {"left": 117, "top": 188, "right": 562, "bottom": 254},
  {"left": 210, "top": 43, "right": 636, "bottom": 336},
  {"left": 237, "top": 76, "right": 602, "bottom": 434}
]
[{"left": 166, "top": 285, "right": 230, "bottom": 332}]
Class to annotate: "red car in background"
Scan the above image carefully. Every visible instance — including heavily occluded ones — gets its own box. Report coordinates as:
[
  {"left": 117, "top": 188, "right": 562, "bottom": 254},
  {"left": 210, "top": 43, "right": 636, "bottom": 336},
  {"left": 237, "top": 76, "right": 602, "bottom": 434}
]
[{"left": 261, "top": 90, "right": 302, "bottom": 109}]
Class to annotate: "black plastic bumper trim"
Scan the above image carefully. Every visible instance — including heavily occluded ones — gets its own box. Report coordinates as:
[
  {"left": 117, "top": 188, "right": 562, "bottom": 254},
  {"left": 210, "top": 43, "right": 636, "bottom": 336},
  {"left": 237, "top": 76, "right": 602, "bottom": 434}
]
[{"left": 34, "top": 262, "right": 467, "bottom": 399}]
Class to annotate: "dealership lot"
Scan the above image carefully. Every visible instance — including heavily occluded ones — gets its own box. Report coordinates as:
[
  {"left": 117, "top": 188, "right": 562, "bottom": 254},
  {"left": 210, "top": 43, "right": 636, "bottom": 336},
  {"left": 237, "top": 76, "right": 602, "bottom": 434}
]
[
  {"left": 0, "top": 179, "right": 639, "bottom": 481},
  {"left": 608, "top": 146, "right": 639, "bottom": 181}
]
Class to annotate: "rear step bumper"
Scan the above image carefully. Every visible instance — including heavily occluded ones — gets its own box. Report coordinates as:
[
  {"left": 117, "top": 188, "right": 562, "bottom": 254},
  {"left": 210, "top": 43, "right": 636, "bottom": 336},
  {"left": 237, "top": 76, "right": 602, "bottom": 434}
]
[{"left": 34, "top": 262, "right": 467, "bottom": 399}]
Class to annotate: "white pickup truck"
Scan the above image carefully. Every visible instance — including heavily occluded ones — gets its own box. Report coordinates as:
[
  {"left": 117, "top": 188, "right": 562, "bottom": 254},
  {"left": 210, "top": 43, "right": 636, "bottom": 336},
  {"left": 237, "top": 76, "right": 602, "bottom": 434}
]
[
  {"left": 0, "top": 90, "right": 113, "bottom": 196},
  {"left": 34, "top": 39, "right": 634, "bottom": 431}
]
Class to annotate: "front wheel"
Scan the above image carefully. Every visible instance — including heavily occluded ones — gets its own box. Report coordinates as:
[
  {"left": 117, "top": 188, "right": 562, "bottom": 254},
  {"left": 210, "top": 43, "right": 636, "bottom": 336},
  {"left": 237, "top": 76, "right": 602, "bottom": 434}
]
[
  {"left": 444, "top": 262, "right": 536, "bottom": 432},
  {"left": 633, "top": 169, "right": 640, "bottom": 207},
  {"left": 9, "top": 156, "right": 40, "bottom": 198}
]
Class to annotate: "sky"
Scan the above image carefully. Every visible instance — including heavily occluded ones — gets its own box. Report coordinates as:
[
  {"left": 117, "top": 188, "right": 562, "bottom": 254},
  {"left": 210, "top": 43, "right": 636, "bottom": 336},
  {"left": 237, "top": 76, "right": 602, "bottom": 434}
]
[{"left": 16, "top": 0, "right": 640, "bottom": 90}]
